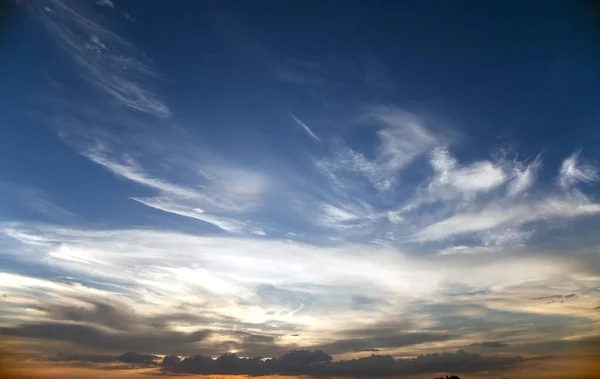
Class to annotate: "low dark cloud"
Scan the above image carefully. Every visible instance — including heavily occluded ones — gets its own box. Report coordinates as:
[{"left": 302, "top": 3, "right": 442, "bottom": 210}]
[
  {"left": 47, "top": 353, "right": 117, "bottom": 362},
  {"left": 470, "top": 341, "right": 510, "bottom": 348},
  {"left": 6, "top": 297, "right": 287, "bottom": 356},
  {"left": 160, "top": 349, "right": 523, "bottom": 376},
  {"left": 0, "top": 322, "right": 210, "bottom": 355},
  {"left": 34, "top": 297, "right": 224, "bottom": 332},
  {"left": 511, "top": 336, "right": 600, "bottom": 356},
  {"left": 117, "top": 352, "right": 159, "bottom": 364},
  {"left": 316, "top": 332, "right": 453, "bottom": 355},
  {"left": 216, "top": 330, "right": 286, "bottom": 358},
  {"left": 305, "top": 319, "right": 453, "bottom": 355},
  {"left": 531, "top": 294, "right": 577, "bottom": 303}
]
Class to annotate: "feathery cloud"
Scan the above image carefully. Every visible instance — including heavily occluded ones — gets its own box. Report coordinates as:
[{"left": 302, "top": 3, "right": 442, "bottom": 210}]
[{"left": 290, "top": 112, "right": 321, "bottom": 142}]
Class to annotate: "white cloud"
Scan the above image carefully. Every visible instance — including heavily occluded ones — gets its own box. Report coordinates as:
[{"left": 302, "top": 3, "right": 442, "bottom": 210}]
[
  {"left": 131, "top": 197, "right": 247, "bottom": 233},
  {"left": 290, "top": 112, "right": 321, "bottom": 142},
  {"left": 316, "top": 145, "right": 392, "bottom": 192},
  {"left": 428, "top": 147, "right": 506, "bottom": 195},
  {"left": 35, "top": 0, "right": 169, "bottom": 117},
  {"left": 2, "top": 223, "right": 599, "bottom": 350},
  {"left": 64, "top": 139, "right": 271, "bottom": 233},
  {"left": 413, "top": 197, "right": 600, "bottom": 242},
  {"left": 437, "top": 245, "right": 494, "bottom": 256},
  {"left": 315, "top": 107, "right": 440, "bottom": 195},
  {"left": 507, "top": 155, "right": 542, "bottom": 196},
  {"left": 370, "top": 107, "right": 441, "bottom": 172},
  {"left": 82, "top": 144, "right": 198, "bottom": 198},
  {"left": 96, "top": 0, "right": 114, "bottom": 8},
  {"left": 558, "top": 150, "right": 598, "bottom": 188}
]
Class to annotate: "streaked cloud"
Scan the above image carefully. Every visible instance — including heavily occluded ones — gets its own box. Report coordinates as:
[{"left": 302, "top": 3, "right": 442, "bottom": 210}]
[
  {"left": 558, "top": 150, "right": 598, "bottom": 188},
  {"left": 289, "top": 112, "right": 321, "bottom": 142}
]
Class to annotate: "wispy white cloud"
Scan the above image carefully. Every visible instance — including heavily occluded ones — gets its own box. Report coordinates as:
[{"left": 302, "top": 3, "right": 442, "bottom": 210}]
[
  {"left": 437, "top": 245, "right": 494, "bottom": 256},
  {"left": 81, "top": 143, "right": 198, "bottom": 198},
  {"left": 35, "top": 0, "right": 169, "bottom": 117},
  {"left": 428, "top": 147, "right": 506, "bottom": 195},
  {"left": 289, "top": 112, "right": 321, "bottom": 142},
  {"left": 558, "top": 150, "right": 598, "bottom": 189},
  {"left": 413, "top": 197, "right": 600, "bottom": 242},
  {"left": 507, "top": 154, "right": 542, "bottom": 197},
  {"left": 66, "top": 137, "right": 270, "bottom": 233},
  {"left": 369, "top": 106, "right": 441, "bottom": 172},
  {"left": 96, "top": 0, "right": 114, "bottom": 8}
]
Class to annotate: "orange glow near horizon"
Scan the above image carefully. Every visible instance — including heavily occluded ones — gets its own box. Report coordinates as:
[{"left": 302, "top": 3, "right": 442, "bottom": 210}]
[{"left": 1, "top": 353, "right": 599, "bottom": 379}]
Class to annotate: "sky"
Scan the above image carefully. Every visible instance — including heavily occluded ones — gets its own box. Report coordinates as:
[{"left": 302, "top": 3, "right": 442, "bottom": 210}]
[{"left": 0, "top": 0, "right": 600, "bottom": 377}]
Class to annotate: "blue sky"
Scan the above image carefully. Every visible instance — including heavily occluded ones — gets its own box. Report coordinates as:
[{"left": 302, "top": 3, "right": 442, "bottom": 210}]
[{"left": 1, "top": 0, "right": 600, "bottom": 367}]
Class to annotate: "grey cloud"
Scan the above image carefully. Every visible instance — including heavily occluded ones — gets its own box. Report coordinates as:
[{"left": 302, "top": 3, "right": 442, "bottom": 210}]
[
  {"left": 351, "top": 295, "right": 388, "bottom": 309},
  {"left": 11, "top": 296, "right": 296, "bottom": 357},
  {"left": 33, "top": 296, "right": 251, "bottom": 333},
  {"left": 160, "top": 349, "right": 522, "bottom": 377},
  {"left": 531, "top": 294, "right": 577, "bottom": 301},
  {"left": 219, "top": 330, "right": 286, "bottom": 358},
  {"left": 470, "top": 341, "right": 510, "bottom": 348},
  {"left": 530, "top": 293, "right": 578, "bottom": 304},
  {"left": 117, "top": 351, "right": 158, "bottom": 364},
  {"left": 315, "top": 332, "right": 453, "bottom": 355},
  {"left": 511, "top": 336, "right": 600, "bottom": 356},
  {"left": 0, "top": 322, "right": 210, "bottom": 355},
  {"left": 38, "top": 299, "right": 136, "bottom": 332},
  {"left": 314, "top": 350, "right": 523, "bottom": 377},
  {"left": 162, "top": 349, "right": 332, "bottom": 375},
  {"left": 48, "top": 353, "right": 118, "bottom": 362}
]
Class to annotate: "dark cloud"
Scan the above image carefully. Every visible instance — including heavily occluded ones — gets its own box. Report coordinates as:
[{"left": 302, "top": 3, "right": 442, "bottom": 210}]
[
  {"left": 530, "top": 293, "right": 578, "bottom": 304},
  {"left": 37, "top": 299, "right": 136, "bottom": 332},
  {"left": 470, "top": 341, "right": 510, "bottom": 348},
  {"left": 511, "top": 336, "right": 600, "bottom": 356},
  {"left": 0, "top": 322, "right": 210, "bottom": 355},
  {"left": 315, "top": 332, "right": 453, "bottom": 355},
  {"left": 216, "top": 330, "right": 286, "bottom": 358},
  {"left": 351, "top": 295, "right": 388, "bottom": 310},
  {"left": 34, "top": 297, "right": 225, "bottom": 332},
  {"left": 163, "top": 349, "right": 332, "bottom": 375},
  {"left": 303, "top": 319, "right": 453, "bottom": 355},
  {"left": 47, "top": 352, "right": 117, "bottom": 362},
  {"left": 161, "top": 349, "right": 523, "bottom": 377},
  {"left": 117, "top": 352, "right": 158, "bottom": 364},
  {"left": 9, "top": 296, "right": 290, "bottom": 356},
  {"left": 531, "top": 294, "right": 577, "bottom": 301}
]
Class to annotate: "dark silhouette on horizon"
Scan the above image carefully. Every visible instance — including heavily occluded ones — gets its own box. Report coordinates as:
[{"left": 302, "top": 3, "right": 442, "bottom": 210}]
[{"left": 45, "top": 349, "right": 523, "bottom": 377}]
